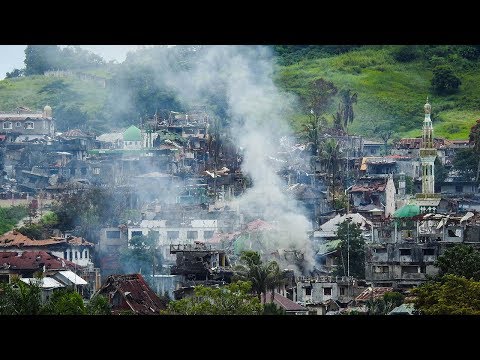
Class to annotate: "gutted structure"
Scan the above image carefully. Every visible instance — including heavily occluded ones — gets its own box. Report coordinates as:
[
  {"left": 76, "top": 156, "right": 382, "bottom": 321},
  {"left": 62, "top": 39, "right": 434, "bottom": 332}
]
[
  {"left": 96, "top": 274, "right": 167, "bottom": 315},
  {"left": 170, "top": 242, "right": 233, "bottom": 283}
]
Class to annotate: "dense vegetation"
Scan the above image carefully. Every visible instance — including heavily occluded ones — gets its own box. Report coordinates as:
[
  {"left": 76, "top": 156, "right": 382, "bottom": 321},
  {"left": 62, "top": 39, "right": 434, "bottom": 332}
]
[
  {"left": 2, "top": 45, "right": 480, "bottom": 140},
  {"left": 0, "top": 206, "right": 28, "bottom": 235},
  {"left": 0, "top": 277, "right": 111, "bottom": 315}
]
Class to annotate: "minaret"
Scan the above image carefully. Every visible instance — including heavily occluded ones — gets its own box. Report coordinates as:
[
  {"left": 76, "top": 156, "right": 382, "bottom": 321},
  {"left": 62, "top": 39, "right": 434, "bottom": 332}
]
[
  {"left": 414, "top": 98, "right": 440, "bottom": 214},
  {"left": 420, "top": 98, "right": 436, "bottom": 194}
]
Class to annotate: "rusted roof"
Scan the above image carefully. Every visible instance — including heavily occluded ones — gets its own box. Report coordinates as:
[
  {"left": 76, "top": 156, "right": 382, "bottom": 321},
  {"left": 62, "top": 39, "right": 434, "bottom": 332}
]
[
  {"left": 207, "top": 231, "right": 241, "bottom": 244},
  {"left": 262, "top": 292, "right": 308, "bottom": 312},
  {"left": 355, "top": 287, "right": 393, "bottom": 302},
  {"left": 97, "top": 274, "right": 166, "bottom": 315},
  {"left": 350, "top": 183, "right": 386, "bottom": 193},
  {"left": 62, "top": 129, "right": 89, "bottom": 138},
  {"left": 0, "top": 251, "right": 78, "bottom": 271},
  {"left": 0, "top": 231, "right": 93, "bottom": 248},
  {"left": 245, "top": 219, "right": 275, "bottom": 232}
]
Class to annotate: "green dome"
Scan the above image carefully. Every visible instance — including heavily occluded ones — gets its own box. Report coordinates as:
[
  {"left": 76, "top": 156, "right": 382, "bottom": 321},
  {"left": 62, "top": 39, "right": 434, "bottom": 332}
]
[
  {"left": 393, "top": 204, "right": 421, "bottom": 218},
  {"left": 123, "top": 125, "right": 142, "bottom": 141}
]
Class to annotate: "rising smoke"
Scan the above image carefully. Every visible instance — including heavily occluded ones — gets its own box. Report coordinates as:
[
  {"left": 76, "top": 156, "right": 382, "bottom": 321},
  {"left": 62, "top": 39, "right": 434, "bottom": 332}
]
[{"left": 157, "top": 46, "right": 315, "bottom": 273}]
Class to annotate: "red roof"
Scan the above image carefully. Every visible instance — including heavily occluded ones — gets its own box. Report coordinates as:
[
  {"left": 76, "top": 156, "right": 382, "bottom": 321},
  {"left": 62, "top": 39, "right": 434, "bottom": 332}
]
[
  {"left": 245, "top": 219, "right": 275, "bottom": 232},
  {"left": 0, "top": 251, "right": 78, "bottom": 271},
  {"left": 262, "top": 292, "right": 308, "bottom": 312},
  {"left": 207, "top": 231, "right": 241, "bottom": 244},
  {"left": 97, "top": 274, "right": 166, "bottom": 315},
  {"left": 0, "top": 231, "right": 93, "bottom": 248}
]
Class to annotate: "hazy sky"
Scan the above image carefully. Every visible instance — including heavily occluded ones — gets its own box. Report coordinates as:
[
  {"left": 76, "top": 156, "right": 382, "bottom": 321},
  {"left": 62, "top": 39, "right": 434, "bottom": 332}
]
[{"left": 0, "top": 45, "right": 149, "bottom": 79}]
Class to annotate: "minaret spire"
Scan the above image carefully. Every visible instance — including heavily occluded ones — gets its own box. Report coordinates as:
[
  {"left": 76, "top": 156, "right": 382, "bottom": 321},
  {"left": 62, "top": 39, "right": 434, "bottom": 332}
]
[{"left": 420, "top": 98, "right": 435, "bottom": 195}]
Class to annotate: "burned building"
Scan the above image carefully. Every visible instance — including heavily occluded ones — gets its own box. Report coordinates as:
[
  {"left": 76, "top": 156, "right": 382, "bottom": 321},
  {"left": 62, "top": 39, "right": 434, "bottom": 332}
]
[
  {"left": 169, "top": 242, "right": 234, "bottom": 299},
  {"left": 96, "top": 274, "right": 167, "bottom": 315}
]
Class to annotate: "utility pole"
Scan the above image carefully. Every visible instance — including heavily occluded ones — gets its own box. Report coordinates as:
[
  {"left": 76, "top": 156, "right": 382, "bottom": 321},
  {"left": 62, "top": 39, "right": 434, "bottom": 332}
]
[{"left": 347, "top": 218, "right": 350, "bottom": 277}]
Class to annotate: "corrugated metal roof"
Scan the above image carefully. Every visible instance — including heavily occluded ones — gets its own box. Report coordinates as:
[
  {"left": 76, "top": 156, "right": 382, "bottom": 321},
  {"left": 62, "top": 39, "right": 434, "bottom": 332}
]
[
  {"left": 57, "top": 270, "right": 88, "bottom": 285},
  {"left": 20, "top": 277, "right": 65, "bottom": 289}
]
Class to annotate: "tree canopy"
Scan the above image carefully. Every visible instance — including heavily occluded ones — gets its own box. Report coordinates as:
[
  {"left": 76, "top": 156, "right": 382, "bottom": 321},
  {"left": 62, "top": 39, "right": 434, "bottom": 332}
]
[
  {"left": 165, "top": 281, "right": 263, "bottom": 315},
  {"left": 412, "top": 274, "right": 480, "bottom": 315},
  {"left": 435, "top": 244, "right": 480, "bottom": 281}
]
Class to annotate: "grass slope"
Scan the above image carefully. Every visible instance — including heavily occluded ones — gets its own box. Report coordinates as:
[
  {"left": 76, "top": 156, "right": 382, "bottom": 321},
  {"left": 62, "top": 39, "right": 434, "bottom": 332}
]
[
  {"left": 0, "top": 46, "right": 479, "bottom": 140},
  {"left": 276, "top": 46, "right": 480, "bottom": 140}
]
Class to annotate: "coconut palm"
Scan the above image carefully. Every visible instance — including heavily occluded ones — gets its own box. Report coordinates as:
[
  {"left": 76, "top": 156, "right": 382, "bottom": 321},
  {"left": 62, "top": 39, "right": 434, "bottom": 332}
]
[{"left": 234, "top": 251, "right": 285, "bottom": 303}]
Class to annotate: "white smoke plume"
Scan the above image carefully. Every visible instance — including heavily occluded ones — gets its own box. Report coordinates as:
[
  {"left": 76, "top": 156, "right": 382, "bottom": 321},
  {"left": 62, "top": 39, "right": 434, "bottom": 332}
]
[{"left": 158, "top": 46, "right": 315, "bottom": 273}]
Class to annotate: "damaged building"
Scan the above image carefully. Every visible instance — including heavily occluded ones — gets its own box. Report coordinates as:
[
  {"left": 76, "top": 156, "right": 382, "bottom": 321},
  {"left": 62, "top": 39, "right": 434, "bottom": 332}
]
[
  {"left": 365, "top": 210, "right": 480, "bottom": 289},
  {"left": 96, "top": 273, "right": 167, "bottom": 315},
  {"left": 169, "top": 242, "right": 234, "bottom": 299}
]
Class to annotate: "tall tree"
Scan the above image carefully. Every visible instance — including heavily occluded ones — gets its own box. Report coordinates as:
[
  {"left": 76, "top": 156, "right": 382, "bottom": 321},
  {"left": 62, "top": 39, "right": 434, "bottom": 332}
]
[
  {"left": 339, "top": 89, "right": 358, "bottom": 130},
  {"left": 318, "top": 139, "right": 342, "bottom": 206},
  {"left": 24, "top": 45, "right": 61, "bottom": 75},
  {"left": 234, "top": 251, "right": 282, "bottom": 302},
  {"left": 119, "top": 233, "right": 162, "bottom": 280},
  {"left": 452, "top": 148, "right": 477, "bottom": 181},
  {"left": 302, "top": 79, "right": 337, "bottom": 157},
  {"left": 469, "top": 119, "right": 480, "bottom": 182},
  {"left": 334, "top": 220, "right": 365, "bottom": 279}
]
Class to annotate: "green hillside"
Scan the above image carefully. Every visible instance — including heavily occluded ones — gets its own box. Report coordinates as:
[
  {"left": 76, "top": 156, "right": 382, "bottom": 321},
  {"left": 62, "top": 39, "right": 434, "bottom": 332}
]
[
  {"left": 276, "top": 46, "right": 480, "bottom": 140},
  {"left": 1, "top": 45, "right": 479, "bottom": 140}
]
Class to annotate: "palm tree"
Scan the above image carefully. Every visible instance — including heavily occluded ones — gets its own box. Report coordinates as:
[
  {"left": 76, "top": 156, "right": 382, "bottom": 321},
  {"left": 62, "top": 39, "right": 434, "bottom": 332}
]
[
  {"left": 265, "top": 261, "right": 285, "bottom": 302},
  {"left": 234, "top": 251, "right": 284, "bottom": 303}
]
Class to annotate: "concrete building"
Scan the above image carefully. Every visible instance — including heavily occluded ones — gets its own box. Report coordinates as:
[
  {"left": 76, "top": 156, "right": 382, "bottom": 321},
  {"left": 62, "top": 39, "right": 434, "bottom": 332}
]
[{"left": 0, "top": 105, "right": 55, "bottom": 141}]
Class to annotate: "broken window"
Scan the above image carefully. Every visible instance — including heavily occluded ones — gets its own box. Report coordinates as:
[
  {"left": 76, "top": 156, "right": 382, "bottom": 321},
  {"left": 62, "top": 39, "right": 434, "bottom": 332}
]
[
  {"left": 323, "top": 288, "right": 332, "bottom": 296},
  {"left": 187, "top": 231, "right": 198, "bottom": 240},
  {"left": 400, "top": 249, "right": 411, "bottom": 256},
  {"left": 401, "top": 266, "right": 417, "bottom": 274},
  {"left": 373, "top": 266, "right": 389, "bottom": 273},
  {"left": 204, "top": 231, "right": 214, "bottom": 239},
  {"left": 305, "top": 287, "right": 312, "bottom": 296},
  {"left": 167, "top": 231, "right": 179, "bottom": 240},
  {"left": 422, "top": 248, "right": 435, "bottom": 256},
  {"left": 447, "top": 229, "right": 461, "bottom": 237},
  {"left": 106, "top": 231, "right": 121, "bottom": 239}
]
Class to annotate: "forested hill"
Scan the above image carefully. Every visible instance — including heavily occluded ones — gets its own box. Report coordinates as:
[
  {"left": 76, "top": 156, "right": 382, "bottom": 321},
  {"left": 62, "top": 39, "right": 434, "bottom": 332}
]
[{"left": 1, "top": 45, "right": 479, "bottom": 140}]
